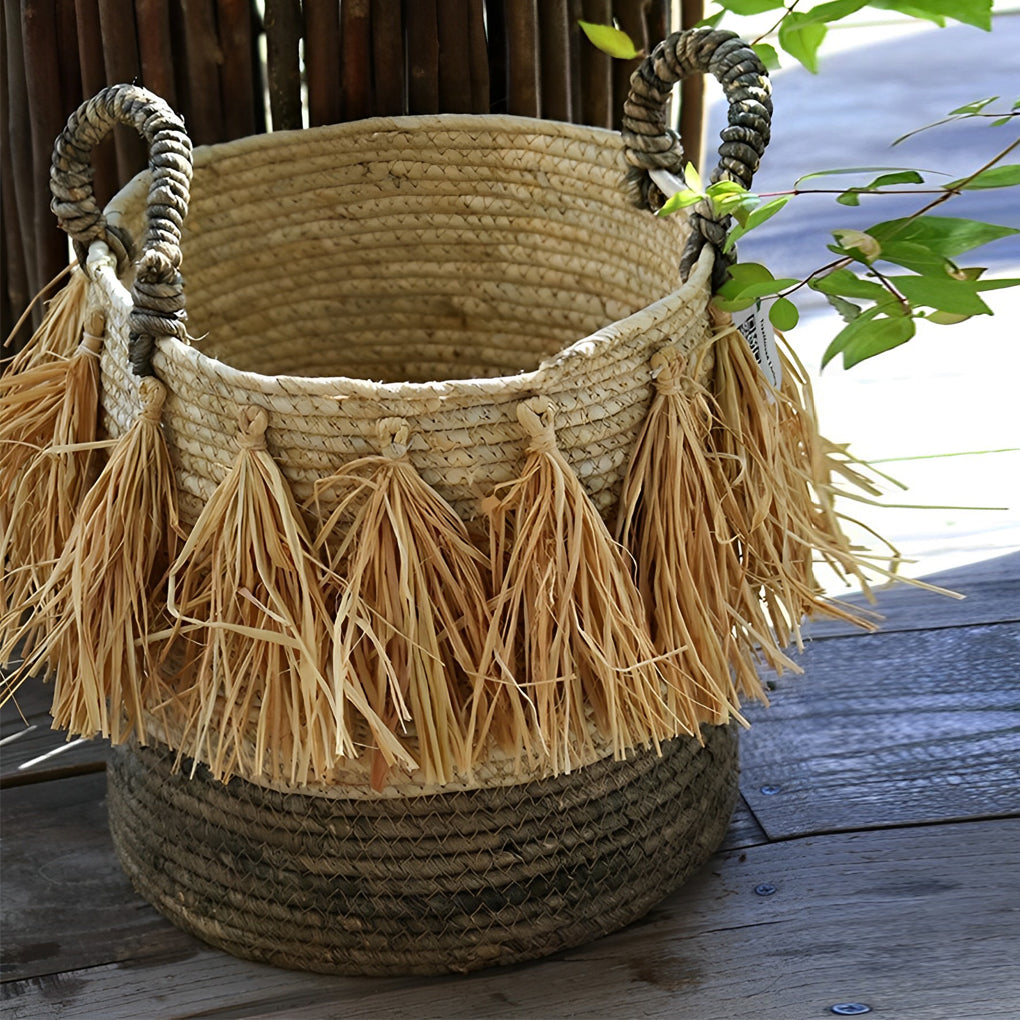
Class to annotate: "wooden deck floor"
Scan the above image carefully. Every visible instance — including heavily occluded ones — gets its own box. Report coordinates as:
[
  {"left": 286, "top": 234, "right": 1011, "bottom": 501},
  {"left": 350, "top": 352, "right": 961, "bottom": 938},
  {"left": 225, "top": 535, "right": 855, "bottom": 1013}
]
[{"left": 2, "top": 552, "right": 1018, "bottom": 1019}]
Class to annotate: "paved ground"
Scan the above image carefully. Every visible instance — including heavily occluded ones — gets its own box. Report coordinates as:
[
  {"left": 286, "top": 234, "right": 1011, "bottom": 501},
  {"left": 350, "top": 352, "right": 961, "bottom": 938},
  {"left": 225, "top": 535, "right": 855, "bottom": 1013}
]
[{"left": 705, "top": 11, "right": 1020, "bottom": 586}]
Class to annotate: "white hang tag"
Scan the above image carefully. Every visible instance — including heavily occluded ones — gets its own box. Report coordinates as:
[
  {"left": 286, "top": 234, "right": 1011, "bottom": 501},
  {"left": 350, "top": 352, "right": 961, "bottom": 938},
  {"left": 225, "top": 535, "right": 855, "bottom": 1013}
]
[
  {"left": 732, "top": 299, "right": 783, "bottom": 393},
  {"left": 649, "top": 168, "right": 688, "bottom": 198}
]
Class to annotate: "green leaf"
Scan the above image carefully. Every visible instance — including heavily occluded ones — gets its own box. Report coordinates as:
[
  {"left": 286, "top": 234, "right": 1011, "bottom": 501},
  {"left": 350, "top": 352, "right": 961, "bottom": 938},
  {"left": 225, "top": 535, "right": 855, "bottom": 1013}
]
[
  {"left": 683, "top": 161, "right": 704, "bottom": 195},
  {"left": 716, "top": 278, "right": 800, "bottom": 307},
  {"left": 927, "top": 310, "right": 973, "bottom": 325},
  {"left": 869, "top": 170, "right": 925, "bottom": 187},
  {"left": 717, "top": 0, "right": 785, "bottom": 13},
  {"left": 868, "top": 215, "right": 1020, "bottom": 257},
  {"left": 809, "top": 268, "right": 886, "bottom": 299},
  {"left": 871, "top": 240, "right": 955, "bottom": 275},
  {"left": 825, "top": 293, "right": 863, "bottom": 323},
  {"left": 868, "top": 0, "right": 992, "bottom": 31},
  {"left": 695, "top": 11, "right": 726, "bottom": 28},
  {"left": 795, "top": 165, "right": 936, "bottom": 186},
  {"left": 890, "top": 275, "right": 992, "bottom": 315},
  {"left": 992, "top": 116, "right": 1016, "bottom": 127},
  {"left": 657, "top": 189, "right": 704, "bottom": 216},
  {"left": 726, "top": 262, "right": 777, "bottom": 286},
  {"left": 832, "top": 228, "right": 882, "bottom": 262},
  {"left": 836, "top": 190, "right": 862, "bottom": 206},
  {"left": 706, "top": 181, "right": 748, "bottom": 197},
  {"left": 778, "top": 13, "right": 827, "bottom": 73},
  {"left": 949, "top": 97, "right": 999, "bottom": 116},
  {"left": 945, "top": 165, "right": 1020, "bottom": 190},
  {"left": 769, "top": 297, "right": 800, "bottom": 330},
  {"left": 822, "top": 309, "right": 916, "bottom": 369},
  {"left": 577, "top": 21, "right": 641, "bottom": 60},
  {"left": 796, "top": 0, "right": 869, "bottom": 25},
  {"left": 723, "top": 195, "right": 789, "bottom": 251},
  {"left": 752, "top": 42, "right": 781, "bottom": 70}
]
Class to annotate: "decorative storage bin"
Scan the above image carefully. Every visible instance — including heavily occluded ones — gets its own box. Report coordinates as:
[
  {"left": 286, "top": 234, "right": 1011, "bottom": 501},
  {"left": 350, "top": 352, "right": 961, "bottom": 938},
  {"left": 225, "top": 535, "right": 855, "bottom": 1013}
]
[{"left": 1, "top": 29, "right": 873, "bottom": 974}]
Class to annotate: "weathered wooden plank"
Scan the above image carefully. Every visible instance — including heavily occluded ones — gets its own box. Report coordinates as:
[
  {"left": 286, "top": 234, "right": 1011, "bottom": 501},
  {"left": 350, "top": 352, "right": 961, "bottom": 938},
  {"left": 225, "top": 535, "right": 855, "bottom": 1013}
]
[
  {"left": 742, "top": 620, "right": 1020, "bottom": 840},
  {"left": 4, "top": 819, "right": 1016, "bottom": 1018},
  {"left": 805, "top": 550, "right": 1020, "bottom": 639}
]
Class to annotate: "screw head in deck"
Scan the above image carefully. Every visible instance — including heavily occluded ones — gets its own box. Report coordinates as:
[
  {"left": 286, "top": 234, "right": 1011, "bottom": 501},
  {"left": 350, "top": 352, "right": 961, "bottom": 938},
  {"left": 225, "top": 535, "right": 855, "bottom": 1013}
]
[{"left": 830, "top": 1005, "right": 871, "bottom": 1015}]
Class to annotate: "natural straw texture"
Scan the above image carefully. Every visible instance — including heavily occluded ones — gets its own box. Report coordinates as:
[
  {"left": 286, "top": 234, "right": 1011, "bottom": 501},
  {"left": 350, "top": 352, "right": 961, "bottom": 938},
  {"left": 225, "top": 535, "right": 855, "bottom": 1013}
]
[
  {"left": 0, "top": 303, "right": 100, "bottom": 643},
  {"left": 3, "top": 264, "right": 88, "bottom": 374},
  {"left": 616, "top": 343, "right": 774, "bottom": 728},
  {"left": 107, "top": 723, "right": 739, "bottom": 976},
  {"left": 4, "top": 376, "right": 179, "bottom": 738},
  {"left": 478, "top": 396, "right": 692, "bottom": 774},
  {"left": 309, "top": 417, "right": 497, "bottom": 789},
  {"left": 164, "top": 405, "right": 351, "bottom": 788}
]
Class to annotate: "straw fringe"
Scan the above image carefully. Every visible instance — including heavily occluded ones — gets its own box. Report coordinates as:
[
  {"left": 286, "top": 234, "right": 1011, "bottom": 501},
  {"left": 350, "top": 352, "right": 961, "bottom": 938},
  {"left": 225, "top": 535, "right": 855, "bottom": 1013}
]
[
  {"left": 708, "top": 318, "right": 883, "bottom": 649},
  {"left": 479, "top": 396, "right": 693, "bottom": 776},
  {"left": 616, "top": 346, "right": 773, "bottom": 727},
  {"left": 3, "top": 265, "right": 88, "bottom": 374},
  {"left": 0, "top": 312, "right": 105, "bottom": 625},
  {"left": 1, "top": 377, "right": 179, "bottom": 743},
  {"left": 165, "top": 405, "right": 392, "bottom": 787},
  {"left": 309, "top": 417, "right": 497, "bottom": 788}
]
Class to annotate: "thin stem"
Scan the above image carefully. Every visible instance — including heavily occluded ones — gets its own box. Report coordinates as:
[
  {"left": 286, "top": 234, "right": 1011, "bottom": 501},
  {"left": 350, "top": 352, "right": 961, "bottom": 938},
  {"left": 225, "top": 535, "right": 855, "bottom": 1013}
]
[{"left": 752, "top": 0, "right": 801, "bottom": 45}]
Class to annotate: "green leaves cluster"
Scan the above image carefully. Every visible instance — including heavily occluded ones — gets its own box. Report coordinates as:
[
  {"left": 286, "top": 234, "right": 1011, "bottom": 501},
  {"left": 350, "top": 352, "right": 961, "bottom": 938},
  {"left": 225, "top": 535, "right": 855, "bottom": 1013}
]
[{"left": 704, "top": 0, "right": 993, "bottom": 73}]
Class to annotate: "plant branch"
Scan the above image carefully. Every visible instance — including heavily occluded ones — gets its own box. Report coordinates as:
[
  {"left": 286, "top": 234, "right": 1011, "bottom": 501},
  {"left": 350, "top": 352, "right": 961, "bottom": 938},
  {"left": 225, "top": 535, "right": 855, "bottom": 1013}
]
[{"left": 752, "top": 1, "right": 801, "bottom": 45}]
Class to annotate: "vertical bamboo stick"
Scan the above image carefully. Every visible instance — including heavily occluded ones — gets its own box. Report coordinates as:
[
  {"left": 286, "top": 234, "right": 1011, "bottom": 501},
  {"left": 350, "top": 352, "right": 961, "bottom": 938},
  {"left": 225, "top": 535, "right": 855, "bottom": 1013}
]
[
  {"left": 578, "top": 0, "right": 611, "bottom": 128},
  {"left": 437, "top": 0, "right": 472, "bottom": 113},
  {"left": 679, "top": 0, "right": 704, "bottom": 170},
  {"left": 180, "top": 0, "right": 225, "bottom": 144},
  {"left": 567, "top": 0, "right": 582, "bottom": 123},
  {"left": 304, "top": 0, "right": 342, "bottom": 125},
  {"left": 96, "top": 0, "right": 148, "bottom": 178},
  {"left": 370, "top": 0, "right": 404, "bottom": 116},
  {"left": 485, "top": 0, "right": 507, "bottom": 114},
  {"left": 265, "top": 0, "right": 303, "bottom": 129},
  {"left": 611, "top": 0, "right": 647, "bottom": 131},
  {"left": 218, "top": 0, "right": 257, "bottom": 138},
  {"left": 466, "top": 0, "right": 489, "bottom": 112},
  {"left": 6, "top": 2, "right": 38, "bottom": 309},
  {"left": 505, "top": 0, "right": 540, "bottom": 117},
  {"left": 135, "top": 0, "right": 177, "bottom": 107},
  {"left": 22, "top": 0, "right": 71, "bottom": 300},
  {"left": 340, "top": 0, "right": 372, "bottom": 120},
  {"left": 56, "top": 0, "right": 83, "bottom": 116},
  {"left": 74, "top": 0, "right": 119, "bottom": 210},
  {"left": 1, "top": 2, "right": 31, "bottom": 346},
  {"left": 538, "top": 0, "right": 571, "bottom": 122},
  {"left": 406, "top": 0, "right": 440, "bottom": 115}
]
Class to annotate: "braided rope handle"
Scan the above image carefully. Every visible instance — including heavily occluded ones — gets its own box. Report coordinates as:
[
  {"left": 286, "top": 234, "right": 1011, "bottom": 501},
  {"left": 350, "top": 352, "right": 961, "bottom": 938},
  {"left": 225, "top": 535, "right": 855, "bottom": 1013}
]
[
  {"left": 50, "top": 85, "right": 193, "bottom": 377},
  {"left": 622, "top": 29, "right": 772, "bottom": 289}
]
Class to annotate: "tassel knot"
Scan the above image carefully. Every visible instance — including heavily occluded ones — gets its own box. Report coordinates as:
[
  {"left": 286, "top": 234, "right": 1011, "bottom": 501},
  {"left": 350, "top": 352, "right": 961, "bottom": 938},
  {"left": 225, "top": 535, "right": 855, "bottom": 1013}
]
[
  {"left": 650, "top": 350, "right": 686, "bottom": 397},
  {"left": 377, "top": 417, "right": 411, "bottom": 459},
  {"left": 517, "top": 396, "right": 557, "bottom": 454},
  {"left": 236, "top": 406, "right": 268, "bottom": 449},
  {"left": 138, "top": 377, "right": 167, "bottom": 421}
]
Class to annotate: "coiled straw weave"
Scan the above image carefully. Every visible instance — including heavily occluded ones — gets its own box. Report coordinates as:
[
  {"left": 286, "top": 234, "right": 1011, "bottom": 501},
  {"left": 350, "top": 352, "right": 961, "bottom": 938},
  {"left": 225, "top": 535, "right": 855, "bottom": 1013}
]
[{"left": 108, "top": 724, "right": 738, "bottom": 975}]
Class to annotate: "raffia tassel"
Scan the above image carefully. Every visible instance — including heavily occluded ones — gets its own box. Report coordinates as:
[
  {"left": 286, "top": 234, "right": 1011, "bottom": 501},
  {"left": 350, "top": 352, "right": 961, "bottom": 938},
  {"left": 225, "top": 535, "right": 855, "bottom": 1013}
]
[
  {"left": 310, "top": 417, "right": 502, "bottom": 789},
  {"left": 479, "top": 396, "right": 693, "bottom": 776},
  {"left": 166, "top": 405, "right": 406, "bottom": 788},
  {"left": 0, "top": 377, "right": 179, "bottom": 743},
  {"left": 0, "top": 310, "right": 106, "bottom": 629},
  {"left": 616, "top": 347, "right": 777, "bottom": 727},
  {"left": 709, "top": 318, "right": 882, "bottom": 652},
  {"left": 3, "top": 264, "right": 89, "bottom": 374}
]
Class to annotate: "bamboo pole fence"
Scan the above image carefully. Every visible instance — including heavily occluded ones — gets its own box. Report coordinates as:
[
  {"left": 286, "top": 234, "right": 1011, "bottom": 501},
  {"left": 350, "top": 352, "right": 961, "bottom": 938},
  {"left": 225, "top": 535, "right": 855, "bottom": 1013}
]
[{"left": 2, "top": 0, "right": 704, "bottom": 350}]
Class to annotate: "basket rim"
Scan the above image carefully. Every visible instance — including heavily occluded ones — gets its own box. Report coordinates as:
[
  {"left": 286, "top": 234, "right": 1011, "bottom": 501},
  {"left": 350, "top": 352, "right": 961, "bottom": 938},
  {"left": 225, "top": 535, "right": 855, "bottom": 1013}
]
[{"left": 91, "top": 112, "right": 713, "bottom": 401}]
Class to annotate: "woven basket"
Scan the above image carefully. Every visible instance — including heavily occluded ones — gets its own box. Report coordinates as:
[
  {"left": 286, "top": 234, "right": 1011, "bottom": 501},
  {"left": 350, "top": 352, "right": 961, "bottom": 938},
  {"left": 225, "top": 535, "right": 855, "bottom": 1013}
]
[{"left": 2, "top": 28, "right": 785, "bottom": 974}]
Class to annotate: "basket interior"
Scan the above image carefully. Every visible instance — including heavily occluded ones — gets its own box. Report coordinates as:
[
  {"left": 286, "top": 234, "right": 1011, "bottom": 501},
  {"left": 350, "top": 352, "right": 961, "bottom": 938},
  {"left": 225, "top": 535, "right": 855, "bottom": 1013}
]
[{"left": 109, "top": 118, "right": 692, "bottom": 385}]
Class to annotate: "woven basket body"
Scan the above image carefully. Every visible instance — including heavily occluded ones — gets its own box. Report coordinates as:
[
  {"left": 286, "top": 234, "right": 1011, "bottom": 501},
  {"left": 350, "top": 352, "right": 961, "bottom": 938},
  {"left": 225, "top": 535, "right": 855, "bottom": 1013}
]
[
  {"left": 79, "top": 113, "right": 738, "bottom": 973},
  {"left": 108, "top": 725, "right": 738, "bottom": 976},
  {"left": 93, "top": 114, "right": 711, "bottom": 529}
]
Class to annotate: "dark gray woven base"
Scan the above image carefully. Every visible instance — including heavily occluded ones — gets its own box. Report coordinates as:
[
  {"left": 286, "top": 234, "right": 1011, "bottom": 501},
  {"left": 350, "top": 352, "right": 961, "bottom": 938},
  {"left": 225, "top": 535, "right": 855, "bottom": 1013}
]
[{"left": 107, "top": 727, "right": 739, "bottom": 976}]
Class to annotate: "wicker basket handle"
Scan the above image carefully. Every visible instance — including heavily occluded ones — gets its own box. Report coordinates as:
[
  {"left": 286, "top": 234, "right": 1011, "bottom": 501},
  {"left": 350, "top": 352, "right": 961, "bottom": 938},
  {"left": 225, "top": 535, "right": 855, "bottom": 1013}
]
[
  {"left": 50, "top": 84, "right": 193, "bottom": 377},
  {"left": 622, "top": 28, "right": 772, "bottom": 289}
]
